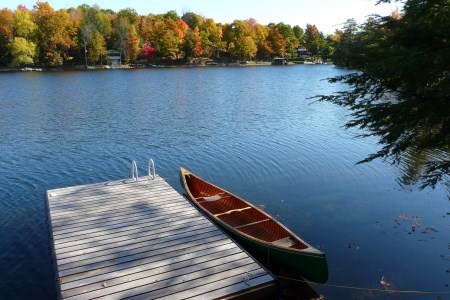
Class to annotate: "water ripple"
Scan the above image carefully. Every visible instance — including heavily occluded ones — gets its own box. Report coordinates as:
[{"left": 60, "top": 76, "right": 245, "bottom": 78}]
[{"left": 0, "top": 66, "right": 448, "bottom": 299}]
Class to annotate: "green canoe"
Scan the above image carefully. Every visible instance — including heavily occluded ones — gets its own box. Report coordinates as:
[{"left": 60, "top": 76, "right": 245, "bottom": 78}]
[{"left": 180, "top": 167, "right": 328, "bottom": 283}]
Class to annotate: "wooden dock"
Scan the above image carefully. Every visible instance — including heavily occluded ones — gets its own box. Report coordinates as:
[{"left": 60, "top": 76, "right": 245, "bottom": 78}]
[{"left": 46, "top": 175, "right": 276, "bottom": 299}]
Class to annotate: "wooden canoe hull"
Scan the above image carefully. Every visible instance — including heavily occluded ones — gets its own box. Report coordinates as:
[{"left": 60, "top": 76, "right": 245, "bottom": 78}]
[
  {"left": 180, "top": 167, "right": 328, "bottom": 283},
  {"left": 213, "top": 220, "right": 328, "bottom": 283}
]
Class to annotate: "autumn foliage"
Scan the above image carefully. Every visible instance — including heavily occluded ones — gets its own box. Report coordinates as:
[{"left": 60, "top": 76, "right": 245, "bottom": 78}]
[
  {"left": 142, "top": 40, "right": 155, "bottom": 60},
  {"left": 0, "top": 2, "right": 329, "bottom": 67}
]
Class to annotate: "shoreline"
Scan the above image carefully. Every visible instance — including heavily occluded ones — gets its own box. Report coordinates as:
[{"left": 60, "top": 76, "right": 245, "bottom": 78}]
[{"left": 0, "top": 60, "right": 321, "bottom": 73}]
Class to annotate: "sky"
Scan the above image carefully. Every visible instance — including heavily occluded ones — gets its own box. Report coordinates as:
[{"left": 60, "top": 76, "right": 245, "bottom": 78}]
[{"left": 1, "top": 0, "right": 402, "bottom": 34}]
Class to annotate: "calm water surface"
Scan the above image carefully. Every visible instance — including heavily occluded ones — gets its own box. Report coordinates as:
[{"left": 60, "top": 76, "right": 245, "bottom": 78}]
[{"left": 0, "top": 66, "right": 449, "bottom": 299}]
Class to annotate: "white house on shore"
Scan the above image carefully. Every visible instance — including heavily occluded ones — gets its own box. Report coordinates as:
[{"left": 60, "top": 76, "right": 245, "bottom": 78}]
[
  {"left": 107, "top": 50, "right": 121, "bottom": 65},
  {"left": 297, "top": 47, "right": 308, "bottom": 57}
]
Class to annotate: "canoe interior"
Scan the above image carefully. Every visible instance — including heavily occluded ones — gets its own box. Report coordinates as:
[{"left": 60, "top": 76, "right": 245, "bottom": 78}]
[{"left": 184, "top": 172, "right": 308, "bottom": 250}]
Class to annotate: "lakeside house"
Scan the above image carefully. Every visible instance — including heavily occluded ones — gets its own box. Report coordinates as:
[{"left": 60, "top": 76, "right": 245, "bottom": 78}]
[
  {"left": 107, "top": 50, "right": 121, "bottom": 65},
  {"left": 297, "top": 47, "right": 308, "bottom": 57}
]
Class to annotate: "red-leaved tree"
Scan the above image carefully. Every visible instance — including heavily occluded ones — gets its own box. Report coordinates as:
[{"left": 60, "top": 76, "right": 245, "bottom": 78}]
[{"left": 142, "top": 40, "right": 155, "bottom": 60}]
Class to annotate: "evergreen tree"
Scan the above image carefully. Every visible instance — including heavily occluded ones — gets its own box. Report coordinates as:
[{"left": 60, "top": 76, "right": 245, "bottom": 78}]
[{"left": 317, "top": 0, "right": 450, "bottom": 188}]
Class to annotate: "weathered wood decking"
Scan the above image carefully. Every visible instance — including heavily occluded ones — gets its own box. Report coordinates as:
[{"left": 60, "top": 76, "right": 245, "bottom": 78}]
[{"left": 46, "top": 175, "right": 276, "bottom": 299}]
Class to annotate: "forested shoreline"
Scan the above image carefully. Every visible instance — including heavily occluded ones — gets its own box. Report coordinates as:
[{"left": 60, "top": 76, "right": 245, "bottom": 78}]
[{"left": 0, "top": 2, "right": 338, "bottom": 68}]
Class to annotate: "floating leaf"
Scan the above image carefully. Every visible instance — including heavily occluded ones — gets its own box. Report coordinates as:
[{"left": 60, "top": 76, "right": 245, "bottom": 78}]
[
  {"left": 380, "top": 276, "right": 392, "bottom": 288},
  {"left": 421, "top": 227, "right": 438, "bottom": 234}
]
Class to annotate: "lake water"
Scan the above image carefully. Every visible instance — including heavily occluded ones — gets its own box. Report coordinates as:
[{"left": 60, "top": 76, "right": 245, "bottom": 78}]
[{"left": 0, "top": 65, "right": 448, "bottom": 299}]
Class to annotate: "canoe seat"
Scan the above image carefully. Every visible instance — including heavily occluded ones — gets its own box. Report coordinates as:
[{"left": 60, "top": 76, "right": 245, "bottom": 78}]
[
  {"left": 271, "top": 237, "right": 295, "bottom": 248},
  {"left": 196, "top": 193, "right": 229, "bottom": 203},
  {"left": 214, "top": 206, "right": 251, "bottom": 217},
  {"left": 235, "top": 219, "right": 270, "bottom": 229},
  {"left": 201, "top": 195, "right": 222, "bottom": 202}
]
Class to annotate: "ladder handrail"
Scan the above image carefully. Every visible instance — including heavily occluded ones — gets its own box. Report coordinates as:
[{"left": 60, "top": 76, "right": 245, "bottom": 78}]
[
  {"left": 131, "top": 160, "right": 138, "bottom": 182},
  {"left": 148, "top": 159, "right": 155, "bottom": 180},
  {"left": 131, "top": 159, "right": 155, "bottom": 182}
]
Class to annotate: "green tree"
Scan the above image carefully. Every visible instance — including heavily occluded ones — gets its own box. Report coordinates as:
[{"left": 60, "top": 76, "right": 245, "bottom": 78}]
[
  {"left": 229, "top": 35, "right": 257, "bottom": 60},
  {"left": 157, "top": 17, "right": 188, "bottom": 60},
  {"left": 8, "top": 36, "right": 36, "bottom": 66},
  {"left": 181, "top": 12, "right": 202, "bottom": 29},
  {"left": 221, "top": 23, "right": 233, "bottom": 51},
  {"left": 321, "top": 34, "right": 336, "bottom": 61},
  {"left": 293, "top": 25, "right": 305, "bottom": 46},
  {"left": 274, "top": 23, "right": 298, "bottom": 58},
  {"left": 79, "top": 23, "right": 94, "bottom": 66},
  {"left": 199, "top": 18, "right": 223, "bottom": 56},
  {"left": 305, "top": 23, "right": 325, "bottom": 59},
  {"left": 330, "top": 19, "right": 359, "bottom": 67},
  {"left": 87, "top": 31, "right": 106, "bottom": 65},
  {"left": 13, "top": 7, "right": 36, "bottom": 39},
  {"left": 78, "top": 4, "right": 112, "bottom": 37},
  {"left": 117, "top": 8, "right": 138, "bottom": 25},
  {"left": 78, "top": 5, "right": 112, "bottom": 66},
  {"left": 163, "top": 10, "right": 180, "bottom": 21},
  {"left": 115, "top": 17, "right": 130, "bottom": 62},
  {"left": 223, "top": 20, "right": 257, "bottom": 60},
  {"left": 316, "top": 0, "right": 450, "bottom": 189}
]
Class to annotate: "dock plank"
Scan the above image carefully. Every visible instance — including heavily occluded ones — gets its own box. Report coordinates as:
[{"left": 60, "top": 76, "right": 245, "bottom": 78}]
[
  {"left": 55, "top": 222, "right": 217, "bottom": 260},
  {"left": 58, "top": 233, "right": 228, "bottom": 278},
  {"left": 54, "top": 209, "right": 204, "bottom": 239},
  {"left": 68, "top": 260, "right": 260, "bottom": 300},
  {"left": 49, "top": 193, "right": 184, "bottom": 218},
  {"left": 49, "top": 184, "right": 175, "bottom": 203},
  {"left": 60, "top": 239, "right": 235, "bottom": 284},
  {"left": 55, "top": 217, "right": 208, "bottom": 254},
  {"left": 54, "top": 215, "right": 206, "bottom": 250},
  {"left": 49, "top": 189, "right": 182, "bottom": 211},
  {"left": 56, "top": 225, "right": 220, "bottom": 264},
  {"left": 47, "top": 175, "right": 275, "bottom": 299},
  {"left": 52, "top": 205, "right": 201, "bottom": 238},
  {"left": 57, "top": 230, "right": 224, "bottom": 272},
  {"left": 61, "top": 250, "right": 249, "bottom": 298},
  {"left": 52, "top": 206, "right": 199, "bottom": 232}
]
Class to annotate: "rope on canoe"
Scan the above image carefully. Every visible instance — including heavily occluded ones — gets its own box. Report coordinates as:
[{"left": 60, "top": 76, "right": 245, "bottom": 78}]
[{"left": 275, "top": 275, "right": 450, "bottom": 295}]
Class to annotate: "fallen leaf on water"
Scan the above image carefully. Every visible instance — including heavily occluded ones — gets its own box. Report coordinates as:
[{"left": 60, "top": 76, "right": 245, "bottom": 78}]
[
  {"left": 380, "top": 276, "right": 392, "bottom": 288},
  {"left": 398, "top": 214, "right": 409, "bottom": 221},
  {"left": 421, "top": 227, "right": 438, "bottom": 234}
]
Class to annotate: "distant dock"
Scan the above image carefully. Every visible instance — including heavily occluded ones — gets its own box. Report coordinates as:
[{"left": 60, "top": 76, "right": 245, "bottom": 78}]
[{"left": 46, "top": 173, "right": 276, "bottom": 299}]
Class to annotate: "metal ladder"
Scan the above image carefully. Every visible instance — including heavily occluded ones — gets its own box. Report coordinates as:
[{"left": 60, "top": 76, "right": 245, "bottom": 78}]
[{"left": 131, "top": 159, "right": 155, "bottom": 182}]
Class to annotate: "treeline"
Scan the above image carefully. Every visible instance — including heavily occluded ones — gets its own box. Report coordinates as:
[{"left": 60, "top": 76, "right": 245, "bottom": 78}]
[{"left": 0, "top": 2, "right": 336, "bottom": 67}]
